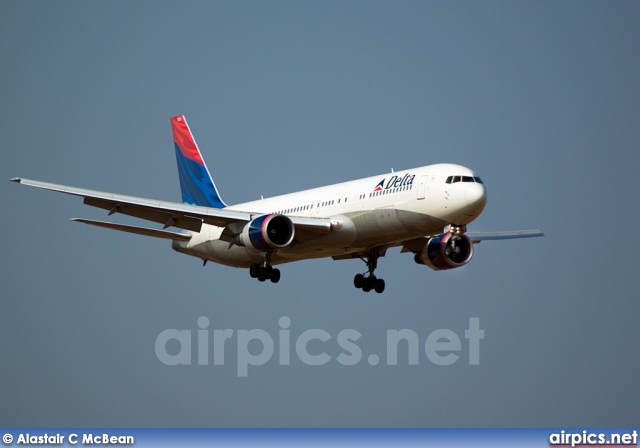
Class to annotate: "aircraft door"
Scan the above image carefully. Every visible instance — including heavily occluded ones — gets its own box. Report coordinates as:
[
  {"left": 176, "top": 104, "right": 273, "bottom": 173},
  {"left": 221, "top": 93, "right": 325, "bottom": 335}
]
[{"left": 417, "top": 175, "right": 428, "bottom": 200}]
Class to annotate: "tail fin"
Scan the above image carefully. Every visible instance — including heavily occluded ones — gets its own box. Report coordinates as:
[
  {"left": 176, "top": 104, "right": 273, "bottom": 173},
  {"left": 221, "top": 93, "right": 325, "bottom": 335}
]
[{"left": 171, "top": 115, "right": 227, "bottom": 208}]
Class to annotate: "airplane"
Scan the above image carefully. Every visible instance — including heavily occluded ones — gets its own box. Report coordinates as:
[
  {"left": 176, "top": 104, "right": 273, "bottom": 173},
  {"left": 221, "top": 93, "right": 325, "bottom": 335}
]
[{"left": 11, "top": 115, "right": 543, "bottom": 293}]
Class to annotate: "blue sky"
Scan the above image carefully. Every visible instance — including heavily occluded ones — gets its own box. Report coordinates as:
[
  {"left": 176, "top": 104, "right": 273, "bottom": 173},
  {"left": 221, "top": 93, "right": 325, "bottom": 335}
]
[{"left": 2, "top": 1, "right": 639, "bottom": 427}]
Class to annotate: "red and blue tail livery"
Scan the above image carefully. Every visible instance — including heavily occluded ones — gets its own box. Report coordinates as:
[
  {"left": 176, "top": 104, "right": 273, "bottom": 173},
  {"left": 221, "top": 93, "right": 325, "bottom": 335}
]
[{"left": 172, "top": 115, "right": 226, "bottom": 208}]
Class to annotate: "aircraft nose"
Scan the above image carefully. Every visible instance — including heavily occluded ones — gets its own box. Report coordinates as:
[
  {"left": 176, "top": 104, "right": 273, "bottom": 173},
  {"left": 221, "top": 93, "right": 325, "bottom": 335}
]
[{"left": 465, "top": 182, "right": 487, "bottom": 209}]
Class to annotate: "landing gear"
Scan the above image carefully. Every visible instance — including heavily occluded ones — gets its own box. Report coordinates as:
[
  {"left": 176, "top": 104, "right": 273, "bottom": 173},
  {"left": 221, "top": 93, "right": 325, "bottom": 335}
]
[
  {"left": 353, "top": 248, "right": 386, "bottom": 293},
  {"left": 249, "top": 262, "right": 280, "bottom": 284}
]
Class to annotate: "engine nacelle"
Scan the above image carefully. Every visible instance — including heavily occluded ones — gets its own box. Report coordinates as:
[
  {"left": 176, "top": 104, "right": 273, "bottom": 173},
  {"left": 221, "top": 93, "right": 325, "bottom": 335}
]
[
  {"left": 414, "top": 232, "right": 474, "bottom": 270},
  {"left": 237, "top": 214, "right": 295, "bottom": 252}
]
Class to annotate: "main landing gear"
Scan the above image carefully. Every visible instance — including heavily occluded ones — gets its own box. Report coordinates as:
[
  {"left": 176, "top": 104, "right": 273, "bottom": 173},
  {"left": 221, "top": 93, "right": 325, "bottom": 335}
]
[
  {"left": 249, "top": 262, "right": 281, "bottom": 283},
  {"left": 353, "top": 248, "right": 385, "bottom": 294}
]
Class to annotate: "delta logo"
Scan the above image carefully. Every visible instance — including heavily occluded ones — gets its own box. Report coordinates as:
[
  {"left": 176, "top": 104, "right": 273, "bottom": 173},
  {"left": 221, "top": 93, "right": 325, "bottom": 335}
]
[{"left": 373, "top": 173, "right": 416, "bottom": 192}]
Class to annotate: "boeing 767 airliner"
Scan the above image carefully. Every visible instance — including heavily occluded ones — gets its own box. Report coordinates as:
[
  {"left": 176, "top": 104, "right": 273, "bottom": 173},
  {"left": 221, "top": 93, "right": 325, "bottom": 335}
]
[{"left": 11, "top": 115, "right": 543, "bottom": 293}]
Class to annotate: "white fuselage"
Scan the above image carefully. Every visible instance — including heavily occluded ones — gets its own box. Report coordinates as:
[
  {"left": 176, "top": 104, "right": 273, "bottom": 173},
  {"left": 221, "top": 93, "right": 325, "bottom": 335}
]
[{"left": 172, "top": 163, "right": 487, "bottom": 267}]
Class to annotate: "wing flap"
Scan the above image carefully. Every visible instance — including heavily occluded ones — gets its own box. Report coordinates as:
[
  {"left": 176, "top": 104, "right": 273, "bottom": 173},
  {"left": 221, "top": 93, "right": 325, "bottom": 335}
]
[{"left": 83, "top": 197, "right": 203, "bottom": 232}]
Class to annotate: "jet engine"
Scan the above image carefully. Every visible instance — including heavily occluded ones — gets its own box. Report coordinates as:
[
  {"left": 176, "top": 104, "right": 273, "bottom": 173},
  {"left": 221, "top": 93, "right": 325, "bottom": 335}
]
[
  {"left": 237, "top": 214, "right": 295, "bottom": 252},
  {"left": 414, "top": 232, "right": 474, "bottom": 270}
]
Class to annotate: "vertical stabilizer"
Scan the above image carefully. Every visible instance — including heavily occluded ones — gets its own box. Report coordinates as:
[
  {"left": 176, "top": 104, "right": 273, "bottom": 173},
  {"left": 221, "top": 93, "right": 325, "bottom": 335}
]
[{"left": 171, "top": 115, "right": 227, "bottom": 208}]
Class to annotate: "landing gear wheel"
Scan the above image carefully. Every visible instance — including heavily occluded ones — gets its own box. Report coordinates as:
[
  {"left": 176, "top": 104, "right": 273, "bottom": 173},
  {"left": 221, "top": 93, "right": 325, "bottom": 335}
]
[
  {"left": 368, "top": 274, "right": 377, "bottom": 283},
  {"left": 353, "top": 247, "right": 387, "bottom": 293},
  {"left": 250, "top": 259, "right": 280, "bottom": 284},
  {"left": 362, "top": 276, "right": 376, "bottom": 293},
  {"left": 354, "top": 274, "right": 364, "bottom": 289},
  {"left": 374, "top": 278, "right": 385, "bottom": 294}
]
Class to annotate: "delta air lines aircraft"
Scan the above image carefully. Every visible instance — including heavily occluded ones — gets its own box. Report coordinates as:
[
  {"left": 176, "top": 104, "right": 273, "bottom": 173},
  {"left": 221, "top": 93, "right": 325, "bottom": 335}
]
[{"left": 11, "top": 115, "right": 543, "bottom": 293}]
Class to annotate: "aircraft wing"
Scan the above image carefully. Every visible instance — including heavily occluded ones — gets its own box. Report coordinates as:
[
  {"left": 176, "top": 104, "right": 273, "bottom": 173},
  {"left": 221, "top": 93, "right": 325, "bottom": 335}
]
[
  {"left": 398, "top": 229, "right": 544, "bottom": 254},
  {"left": 465, "top": 229, "right": 544, "bottom": 242},
  {"left": 10, "top": 177, "right": 332, "bottom": 238}
]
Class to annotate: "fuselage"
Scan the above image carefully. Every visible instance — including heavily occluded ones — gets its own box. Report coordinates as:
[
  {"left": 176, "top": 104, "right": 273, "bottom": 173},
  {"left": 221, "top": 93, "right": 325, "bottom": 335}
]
[{"left": 172, "top": 163, "right": 487, "bottom": 268}]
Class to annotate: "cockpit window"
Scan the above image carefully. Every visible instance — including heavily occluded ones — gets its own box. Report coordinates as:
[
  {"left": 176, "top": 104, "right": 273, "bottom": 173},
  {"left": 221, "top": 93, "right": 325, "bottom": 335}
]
[{"left": 446, "top": 175, "right": 484, "bottom": 184}]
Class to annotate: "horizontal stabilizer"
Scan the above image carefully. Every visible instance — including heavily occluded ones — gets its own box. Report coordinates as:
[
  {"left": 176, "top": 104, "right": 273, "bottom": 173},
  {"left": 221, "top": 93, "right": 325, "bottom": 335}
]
[{"left": 71, "top": 218, "right": 191, "bottom": 241}]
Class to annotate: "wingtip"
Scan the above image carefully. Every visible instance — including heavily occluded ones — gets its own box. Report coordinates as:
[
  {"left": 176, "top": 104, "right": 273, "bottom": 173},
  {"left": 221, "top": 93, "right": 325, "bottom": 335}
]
[{"left": 10, "top": 177, "right": 22, "bottom": 183}]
